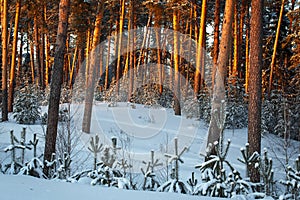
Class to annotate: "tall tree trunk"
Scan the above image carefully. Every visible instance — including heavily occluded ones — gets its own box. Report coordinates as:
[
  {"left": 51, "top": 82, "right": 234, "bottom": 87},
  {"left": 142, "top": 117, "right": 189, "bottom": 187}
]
[
  {"left": 212, "top": 0, "right": 220, "bottom": 91},
  {"left": 268, "top": 0, "right": 285, "bottom": 97},
  {"left": 1, "top": 0, "right": 8, "bottom": 121},
  {"left": 115, "top": 0, "right": 125, "bottom": 95},
  {"left": 245, "top": 2, "right": 250, "bottom": 93},
  {"left": 232, "top": 1, "right": 239, "bottom": 86},
  {"left": 43, "top": 0, "right": 70, "bottom": 176},
  {"left": 194, "top": 0, "right": 207, "bottom": 98},
  {"left": 173, "top": 9, "right": 181, "bottom": 116},
  {"left": 34, "top": 15, "right": 41, "bottom": 86},
  {"left": 206, "top": 0, "right": 234, "bottom": 155},
  {"left": 127, "top": 0, "right": 134, "bottom": 101},
  {"left": 82, "top": 1, "right": 104, "bottom": 133},
  {"left": 248, "top": 0, "right": 263, "bottom": 183},
  {"left": 44, "top": 4, "right": 50, "bottom": 87},
  {"left": 8, "top": 0, "right": 21, "bottom": 112},
  {"left": 16, "top": 30, "right": 23, "bottom": 86}
]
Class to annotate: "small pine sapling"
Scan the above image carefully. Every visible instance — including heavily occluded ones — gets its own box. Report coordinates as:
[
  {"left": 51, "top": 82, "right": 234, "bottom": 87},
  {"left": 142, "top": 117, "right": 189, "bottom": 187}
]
[
  {"left": 157, "top": 138, "right": 189, "bottom": 194},
  {"left": 18, "top": 157, "right": 46, "bottom": 179},
  {"left": 88, "top": 135, "right": 103, "bottom": 170},
  {"left": 141, "top": 150, "right": 162, "bottom": 191},
  {"left": 187, "top": 172, "right": 198, "bottom": 194},
  {"left": 237, "top": 143, "right": 260, "bottom": 178},
  {"left": 45, "top": 153, "right": 58, "bottom": 178},
  {"left": 280, "top": 154, "right": 300, "bottom": 199},
  {"left": 29, "top": 133, "right": 39, "bottom": 158},
  {"left": 258, "top": 149, "right": 275, "bottom": 196},
  {"left": 4, "top": 130, "right": 31, "bottom": 174},
  {"left": 195, "top": 139, "right": 246, "bottom": 197},
  {"left": 57, "top": 152, "right": 72, "bottom": 179}
]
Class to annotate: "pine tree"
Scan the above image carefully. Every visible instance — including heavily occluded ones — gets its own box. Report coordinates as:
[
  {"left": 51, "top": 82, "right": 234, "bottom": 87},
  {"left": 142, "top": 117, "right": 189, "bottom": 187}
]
[{"left": 13, "top": 84, "right": 41, "bottom": 124}]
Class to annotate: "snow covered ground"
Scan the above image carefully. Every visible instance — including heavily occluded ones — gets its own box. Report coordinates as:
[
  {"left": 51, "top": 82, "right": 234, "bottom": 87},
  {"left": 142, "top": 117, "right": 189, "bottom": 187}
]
[{"left": 0, "top": 102, "right": 298, "bottom": 199}]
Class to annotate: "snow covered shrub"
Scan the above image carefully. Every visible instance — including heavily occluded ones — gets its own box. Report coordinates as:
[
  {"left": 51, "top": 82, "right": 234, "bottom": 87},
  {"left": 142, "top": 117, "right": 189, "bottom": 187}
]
[
  {"left": 262, "top": 91, "right": 284, "bottom": 136},
  {"left": 18, "top": 157, "right": 46, "bottom": 179},
  {"left": 130, "top": 83, "right": 174, "bottom": 108},
  {"left": 13, "top": 84, "right": 41, "bottom": 124},
  {"left": 158, "top": 138, "right": 189, "bottom": 194},
  {"left": 141, "top": 150, "right": 162, "bottom": 191},
  {"left": 257, "top": 149, "right": 275, "bottom": 196},
  {"left": 225, "top": 82, "right": 248, "bottom": 129},
  {"left": 157, "top": 168, "right": 190, "bottom": 194},
  {"left": 45, "top": 152, "right": 72, "bottom": 180},
  {"left": 87, "top": 162, "right": 130, "bottom": 189},
  {"left": 182, "top": 97, "right": 199, "bottom": 119},
  {"left": 198, "top": 88, "right": 211, "bottom": 124},
  {"left": 195, "top": 140, "right": 255, "bottom": 197},
  {"left": 279, "top": 155, "right": 300, "bottom": 200},
  {"left": 41, "top": 112, "right": 48, "bottom": 125}
]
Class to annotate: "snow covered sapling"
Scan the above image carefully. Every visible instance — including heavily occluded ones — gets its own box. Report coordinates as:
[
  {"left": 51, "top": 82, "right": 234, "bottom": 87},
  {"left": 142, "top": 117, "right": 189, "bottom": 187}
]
[
  {"left": 158, "top": 138, "right": 189, "bottom": 194},
  {"left": 258, "top": 149, "right": 274, "bottom": 196},
  {"left": 29, "top": 133, "right": 39, "bottom": 158},
  {"left": 237, "top": 143, "right": 260, "bottom": 178},
  {"left": 195, "top": 139, "right": 245, "bottom": 197},
  {"left": 45, "top": 152, "right": 72, "bottom": 179},
  {"left": 101, "top": 137, "right": 121, "bottom": 168},
  {"left": 141, "top": 150, "right": 162, "bottom": 191},
  {"left": 18, "top": 157, "right": 46, "bottom": 179},
  {"left": 4, "top": 129, "right": 31, "bottom": 174},
  {"left": 280, "top": 154, "right": 300, "bottom": 199},
  {"left": 88, "top": 135, "right": 103, "bottom": 170},
  {"left": 187, "top": 172, "right": 198, "bottom": 194}
]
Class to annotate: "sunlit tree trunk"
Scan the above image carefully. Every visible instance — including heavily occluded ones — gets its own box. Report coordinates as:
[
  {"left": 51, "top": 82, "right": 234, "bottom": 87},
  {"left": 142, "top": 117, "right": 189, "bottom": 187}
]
[
  {"left": 43, "top": 0, "right": 70, "bottom": 177},
  {"left": 115, "top": 0, "right": 125, "bottom": 95},
  {"left": 232, "top": 1, "right": 239, "bottom": 86},
  {"left": 127, "top": 0, "right": 134, "bottom": 101},
  {"left": 8, "top": 0, "right": 21, "bottom": 112},
  {"left": 194, "top": 0, "right": 206, "bottom": 97},
  {"left": 206, "top": 0, "right": 234, "bottom": 155},
  {"left": 212, "top": 0, "right": 220, "bottom": 91},
  {"left": 34, "top": 14, "right": 41, "bottom": 86},
  {"left": 82, "top": 1, "right": 104, "bottom": 133},
  {"left": 268, "top": 0, "right": 285, "bottom": 97},
  {"left": 1, "top": 0, "right": 8, "bottom": 121},
  {"left": 173, "top": 9, "right": 181, "bottom": 116}
]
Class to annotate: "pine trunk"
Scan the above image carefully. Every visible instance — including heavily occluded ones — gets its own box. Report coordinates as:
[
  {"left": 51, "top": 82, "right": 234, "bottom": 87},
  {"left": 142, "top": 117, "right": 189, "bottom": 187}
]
[
  {"left": 206, "top": 0, "right": 235, "bottom": 155},
  {"left": 82, "top": 2, "right": 104, "bottom": 133},
  {"left": 173, "top": 9, "right": 181, "bottom": 116},
  {"left": 268, "top": 0, "right": 285, "bottom": 97},
  {"left": 43, "top": 0, "right": 70, "bottom": 176},
  {"left": 212, "top": 0, "right": 220, "bottom": 91},
  {"left": 8, "top": 0, "right": 21, "bottom": 112},
  {"left": 194, "top": 0, "right": 206, "bottom": 97},
  {"left": 248, "top": 0, "right": 263, "bottom": 183},
  {"left": 1, "top": 0, "right": 8, "bottom": 121}
]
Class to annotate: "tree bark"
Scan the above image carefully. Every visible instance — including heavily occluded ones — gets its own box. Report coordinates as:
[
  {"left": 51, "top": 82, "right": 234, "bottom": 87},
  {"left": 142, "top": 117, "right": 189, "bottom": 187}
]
[
  {"left": 194, "top": 0, "right": 207, "bottom": 97},
  {"left": 82, "top": 1, "right": 104, "bottom": 133},
  {"left": 248, "top": 0, "right": 263, "bottom": 183},
  {"left": 212, "top": 0, "right": 220, "bottom": 91},
  {"left": 268, "top": 0, "right": 285, "bottom": 97},
  {"left": 1, "top": 0, "right": 8, "bottom": 121},
  {"left": 43, "top": 0, "right": 70, "bottom": 176},
  {"left": 206, "top": 0, "right": 235, "bottom": 155},
  {"left": 173, "top": 9, "right": 181, "bottom": 116},
  {"left": 8, "top": 0, "right": 21, "bottom": 112}
]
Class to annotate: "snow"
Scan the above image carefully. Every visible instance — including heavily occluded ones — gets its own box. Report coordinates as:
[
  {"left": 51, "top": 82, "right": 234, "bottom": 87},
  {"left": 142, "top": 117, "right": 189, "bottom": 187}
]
[
  {"left": 0, "top": 174, "right": 219, "bottom": 200},
  {"left": 0, "top": 102, "right": 298, "bottom": 199}
]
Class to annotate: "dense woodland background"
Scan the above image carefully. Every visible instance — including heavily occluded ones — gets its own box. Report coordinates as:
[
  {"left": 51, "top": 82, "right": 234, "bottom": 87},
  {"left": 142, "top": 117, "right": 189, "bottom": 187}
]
[{"left": 0, "top": 0, "right": 299, "bottom": 192}]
